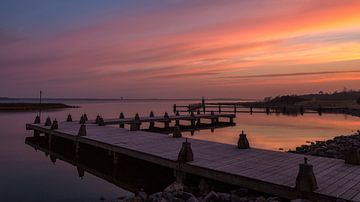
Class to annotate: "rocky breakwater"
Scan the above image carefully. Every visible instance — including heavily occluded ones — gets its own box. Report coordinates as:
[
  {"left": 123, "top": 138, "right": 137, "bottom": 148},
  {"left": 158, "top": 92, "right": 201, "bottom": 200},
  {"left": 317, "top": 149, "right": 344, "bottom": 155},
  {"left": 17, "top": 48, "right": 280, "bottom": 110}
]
[
  {"left": 120, "top": 181, "right": 283, "bottom": 202},
  {"left": 290, "top": 130, "right": 360, "bottom": 159}
]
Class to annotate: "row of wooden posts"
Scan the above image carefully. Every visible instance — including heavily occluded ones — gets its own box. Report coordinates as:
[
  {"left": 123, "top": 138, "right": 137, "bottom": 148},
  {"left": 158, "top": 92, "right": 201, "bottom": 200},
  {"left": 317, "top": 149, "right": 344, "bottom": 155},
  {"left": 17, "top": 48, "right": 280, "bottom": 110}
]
[{"left": 173, "top": 104, "right": 324, "bottom": 116}]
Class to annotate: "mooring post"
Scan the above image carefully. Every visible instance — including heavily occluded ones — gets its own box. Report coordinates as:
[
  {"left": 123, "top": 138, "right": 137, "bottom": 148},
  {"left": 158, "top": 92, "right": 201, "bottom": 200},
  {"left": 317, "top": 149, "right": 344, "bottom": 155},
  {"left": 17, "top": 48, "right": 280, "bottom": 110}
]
[
  {"left": 218, "top": 105, "right": 221, "bottom": 113},
  {"left": 345, "top": 147, "right": 360, "bottom": 165},
  {"left": 79, "top": 115, "right": 86, "bottom": 124},
  {"left": 45, "top": 116, "right": 52, "bottom": 126},
  {"left": 149, "top": 111, "right": 155, "bottom": 129},
  {"left": 95, "top": 114, "right": 101, "bottom": 124},
  {"left": 300, "top": 106, "right": 304, "bottom": 116},
  {"left": 296, "top": 157, "right": 318, "bottom": 193},
  {"left": 237, "top": 130, "right": 250, "bottom": 149},
  {"left": 211, "top": 111, "right": 216, "bottom": 125},
  {"left": 190, "top": 111, "right": 195, "bottom": 127},
  {"left": 78, "top": 124, "right": 86, "bottom": 136},
  {"left": 173, "top": 104, "right": 177, "bottom": 114},
  {"left": 51, "top": 119, "right": 58, "bottom": 130},
  {"left": 50, "top": 155, "right": 56, "bottom": 164},
  {"left": 119, "top": 112, "right": 125, "bottom": 128},
  {"left": 66, "top": 114, "right": 73, "bottom": 122},
  {"left": 164, "top": 112, "right": 170, "bottom": 129},
  {"left": 83, "top": 113, "right": 88, "bottom": 121},
  {"left": 130, "top": 113, "right": 141, "bottom": 131},
  {"left": 234, "top": 104, "right": 237, "bottom": 113},
  {"left": 77, "top": 166, "right": 84, "bottom": 179},
  {"left": 177, "top": 138, "right": 194, "bottom": 163},
  {"left": 266, "top": 107, "right": 270, "bottom": 115},
  {"left": 175, "top": 111, "right": 180, "bottom": 125},
  {"left": 229, "top": 116, "right": 234, "bottom": 124},
  {"left": 250, "top": 106, "right": 253, "bottom": 115},
  {"left": 34, "top": 115, "right": 41, "bottom": 124},
  {"left": 318, "top": 105, "right": 322, "bottom": 116},
  {"left": 173, "top": 126, "right": 182, "bottom": 138},
  {"left": 98, "top": 117, "right": 105, "bottom": 126}
]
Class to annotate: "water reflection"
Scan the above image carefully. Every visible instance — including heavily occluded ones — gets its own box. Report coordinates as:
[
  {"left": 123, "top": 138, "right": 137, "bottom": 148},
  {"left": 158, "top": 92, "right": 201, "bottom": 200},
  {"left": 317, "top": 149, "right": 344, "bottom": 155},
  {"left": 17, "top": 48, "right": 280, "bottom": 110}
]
[{"left": 25, "top": 136, "right": 175, "bottom": 194}]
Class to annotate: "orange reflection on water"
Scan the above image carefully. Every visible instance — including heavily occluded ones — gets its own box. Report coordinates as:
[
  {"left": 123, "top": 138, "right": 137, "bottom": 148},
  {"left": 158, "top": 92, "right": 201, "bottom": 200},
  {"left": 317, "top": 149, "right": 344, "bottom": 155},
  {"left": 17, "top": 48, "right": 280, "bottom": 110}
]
[{"left": 184, "top": 113, "right": 360, "bottom": 151}]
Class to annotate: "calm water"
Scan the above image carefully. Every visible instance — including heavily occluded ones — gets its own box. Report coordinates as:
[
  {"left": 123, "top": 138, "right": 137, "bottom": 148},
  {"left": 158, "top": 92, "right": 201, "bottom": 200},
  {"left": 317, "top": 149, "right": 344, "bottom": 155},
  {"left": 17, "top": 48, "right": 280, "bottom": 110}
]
[{"left": 1, "top": 100, "right": 359, "bottom": 202}]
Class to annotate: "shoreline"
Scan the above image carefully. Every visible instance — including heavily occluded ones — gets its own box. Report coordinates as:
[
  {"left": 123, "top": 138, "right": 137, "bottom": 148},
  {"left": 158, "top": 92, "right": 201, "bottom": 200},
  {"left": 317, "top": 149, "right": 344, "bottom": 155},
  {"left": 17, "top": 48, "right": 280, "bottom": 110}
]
[
  {"left": 289, "top": 131, "right": 360, "bottom": 159},
  {"left": 0, "top": 103, "right": 79, "bottom": 111}
]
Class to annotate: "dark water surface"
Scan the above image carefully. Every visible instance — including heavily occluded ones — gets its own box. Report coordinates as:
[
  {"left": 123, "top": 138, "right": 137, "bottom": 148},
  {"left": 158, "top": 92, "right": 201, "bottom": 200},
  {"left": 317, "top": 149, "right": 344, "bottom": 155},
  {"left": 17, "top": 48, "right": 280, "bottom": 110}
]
[{"left": 1, "top": 100, "right": 359, "bottom": 202}]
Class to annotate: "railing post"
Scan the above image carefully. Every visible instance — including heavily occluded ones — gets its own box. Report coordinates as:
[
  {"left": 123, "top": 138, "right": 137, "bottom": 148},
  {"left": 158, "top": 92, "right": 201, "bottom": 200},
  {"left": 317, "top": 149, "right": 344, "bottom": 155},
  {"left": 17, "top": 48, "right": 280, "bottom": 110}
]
[
  {"left": 173, "top": 126, "right": 182, "bottom": 138},
  {"left": 164, "top": 112, "right": 170, "bottom": 129},
  {"left": 119, "top": 112, "right": 125, "bottom": 128},
  {"left": 173, "top": 104, "right": 177, "bottom": 114},
  {"left": 149, "top": 111, "right": 155, "bottom": 129}
]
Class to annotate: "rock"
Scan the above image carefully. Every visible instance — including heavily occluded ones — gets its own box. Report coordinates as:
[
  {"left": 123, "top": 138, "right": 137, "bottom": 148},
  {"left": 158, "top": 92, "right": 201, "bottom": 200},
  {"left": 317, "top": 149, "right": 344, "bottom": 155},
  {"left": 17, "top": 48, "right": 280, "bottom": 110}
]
[
  {"left": 186, "top": 196, "right": 199, "bottom": 202},
  {"left": 266, "top": 196, "right": 280, "bottom": 202},
  {"left": 203, "top": 191, "right": 218, "bottom": 202},
  {"left": 255, "top": 196, "right": 266, "bottom": 202},
  {"left": 230, "top": 195, "right": 248, "bottom": 202},
  {"left": 148, "top": 192, "right": 162, "bottom": 202},
  {"left": 231, "top": 188, "right": 248, "bottom": 197},
  {"left": 217, "top": 193, "right": 231, "bottom": 202},
  {"left": 291, "top": 199, "right": 311, "bottom": 202},
  {"left": 164, "top": 181, "right": 184, "bottom": 193},
  {"left": 198, "top": 179, "right": 211, "bottom": 195},
  {"left": 138, "top": 191, "right": 147, "bottom": 201}
]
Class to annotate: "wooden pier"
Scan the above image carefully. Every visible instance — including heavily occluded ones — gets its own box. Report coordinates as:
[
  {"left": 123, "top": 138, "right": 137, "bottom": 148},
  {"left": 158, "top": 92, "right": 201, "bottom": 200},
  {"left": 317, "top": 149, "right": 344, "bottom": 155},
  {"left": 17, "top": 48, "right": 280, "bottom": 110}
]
[
  {"left": 26, "top": 114, "right": 360, "bottom": 201},
  {"left": 173, "top": 101, "right": 325, "bottom": 116}
]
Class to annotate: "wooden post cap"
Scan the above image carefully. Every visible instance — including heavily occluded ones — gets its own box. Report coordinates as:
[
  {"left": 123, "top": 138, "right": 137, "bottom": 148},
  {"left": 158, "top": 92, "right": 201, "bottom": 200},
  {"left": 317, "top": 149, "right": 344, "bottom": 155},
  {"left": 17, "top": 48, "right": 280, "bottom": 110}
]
[
  {"left": 177, "top": 138, "right": 194, "bottom": 163},
  {"left": 173, "top": 126, "right": 182, "bottom": 138},
  {"left": 164, "top": 112, "right": 169, "bottom": 120},
  {"left": 51, "top": 119, "right": 58, "bottom": 130},
  {"left": 95, "top": 114, "right": 101, "bottom": 124},
  {"left": 135, "top": 113, "right": 140, "bottom": 121},
  {"left": 45, "top": 117, "right": 52, "bottom": 126},
  {"left": 237, "top": 130, "right": 250, "bottom": 149},
  {"left": 296, "top": 157, "right": 318, "bottom": 192},
  {"left": 98, "top": 117, "right": 105, "bottom": 126},
  {"left": 78, "top": 124, "right": 86, "bottom": 136},
  {"left": 66, "top": 114, "right": 73, "bottom": 122},
  {"left": 79, "top": 115, "right": 86, "bottom": 124},
  {"left": 119, "top": 112, "right": 125, "bottom": 119},
  {"left": 34, "top": 115, "right": 41, "bottom": 124}
]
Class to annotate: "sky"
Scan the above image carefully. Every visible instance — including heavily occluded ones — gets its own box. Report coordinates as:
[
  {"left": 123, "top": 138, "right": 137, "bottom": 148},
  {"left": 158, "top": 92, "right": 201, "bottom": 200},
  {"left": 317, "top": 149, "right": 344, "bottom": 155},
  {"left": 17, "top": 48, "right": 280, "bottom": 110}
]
[{"left": 0, "top": 0, "right": 359, "bottom": 99}]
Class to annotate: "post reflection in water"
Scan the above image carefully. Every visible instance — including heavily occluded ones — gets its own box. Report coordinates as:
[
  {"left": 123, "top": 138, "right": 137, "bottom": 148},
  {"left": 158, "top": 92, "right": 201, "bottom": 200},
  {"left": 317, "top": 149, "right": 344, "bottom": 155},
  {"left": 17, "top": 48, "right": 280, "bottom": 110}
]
[{"left": 25, "top": 135, "right": 175, "bottom": 194}]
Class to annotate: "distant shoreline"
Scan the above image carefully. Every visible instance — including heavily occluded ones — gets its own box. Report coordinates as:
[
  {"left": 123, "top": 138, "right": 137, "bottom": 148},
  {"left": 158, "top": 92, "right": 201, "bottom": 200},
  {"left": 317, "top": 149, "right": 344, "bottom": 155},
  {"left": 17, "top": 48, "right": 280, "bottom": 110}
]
[{"left": 0, "top": 103, "right": 79, "bottom": 111}]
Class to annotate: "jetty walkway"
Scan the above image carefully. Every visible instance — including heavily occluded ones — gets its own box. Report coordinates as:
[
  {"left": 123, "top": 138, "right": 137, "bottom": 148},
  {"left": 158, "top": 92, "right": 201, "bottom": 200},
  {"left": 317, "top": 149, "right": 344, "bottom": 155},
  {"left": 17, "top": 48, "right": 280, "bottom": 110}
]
[{"left": 26, "top": 114, "right": 360, "bottom": 201}]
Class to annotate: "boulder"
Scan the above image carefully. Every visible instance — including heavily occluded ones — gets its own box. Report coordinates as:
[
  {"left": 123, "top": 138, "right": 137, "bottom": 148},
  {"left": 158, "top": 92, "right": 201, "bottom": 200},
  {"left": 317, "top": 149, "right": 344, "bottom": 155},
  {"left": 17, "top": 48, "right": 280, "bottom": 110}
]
[{"left": 203, "top": 191, "right": 218, "bottom": 202}]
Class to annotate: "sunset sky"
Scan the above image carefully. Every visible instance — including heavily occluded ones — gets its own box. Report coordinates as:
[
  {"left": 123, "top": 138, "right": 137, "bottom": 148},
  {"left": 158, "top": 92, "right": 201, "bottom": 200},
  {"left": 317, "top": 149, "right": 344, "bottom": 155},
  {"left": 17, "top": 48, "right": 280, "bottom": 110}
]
[{"left": 1, "top": 0, "right": 360, "bottom": 99}]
